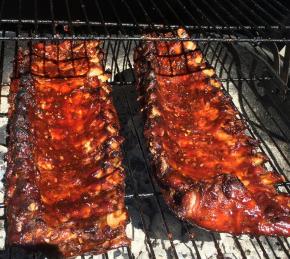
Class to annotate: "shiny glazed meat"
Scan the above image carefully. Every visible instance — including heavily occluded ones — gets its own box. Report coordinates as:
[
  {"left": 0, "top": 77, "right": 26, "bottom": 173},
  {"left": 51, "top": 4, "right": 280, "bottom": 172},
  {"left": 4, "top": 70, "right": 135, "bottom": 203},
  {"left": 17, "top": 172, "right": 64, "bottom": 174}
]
[
  {"left": 6, "top": 41, "right": 129, "bottom": 257},
  {"left": 134, "top": 29, "right": 290, "bottom": 236}
]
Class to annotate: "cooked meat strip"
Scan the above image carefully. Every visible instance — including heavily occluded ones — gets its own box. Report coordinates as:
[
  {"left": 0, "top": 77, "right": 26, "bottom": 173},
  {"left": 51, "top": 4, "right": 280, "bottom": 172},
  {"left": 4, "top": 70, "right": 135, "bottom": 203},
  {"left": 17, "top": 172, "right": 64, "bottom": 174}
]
[
  {"left": 6, "top": 40, "right": 129, "bottom": 257},
  {"left": 134, "top": 28, "right": 290, "bottom": 236}
]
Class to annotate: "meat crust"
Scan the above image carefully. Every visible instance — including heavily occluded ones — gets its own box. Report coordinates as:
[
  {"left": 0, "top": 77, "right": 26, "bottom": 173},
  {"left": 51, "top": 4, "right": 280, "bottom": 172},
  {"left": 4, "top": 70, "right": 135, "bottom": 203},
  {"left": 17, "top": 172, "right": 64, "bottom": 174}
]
[
  {"left": 134, "top": 29, "right": 290, "bottom": 236},
  {"left": 6, "top": 40, "right": 130, "bottom": 257}
]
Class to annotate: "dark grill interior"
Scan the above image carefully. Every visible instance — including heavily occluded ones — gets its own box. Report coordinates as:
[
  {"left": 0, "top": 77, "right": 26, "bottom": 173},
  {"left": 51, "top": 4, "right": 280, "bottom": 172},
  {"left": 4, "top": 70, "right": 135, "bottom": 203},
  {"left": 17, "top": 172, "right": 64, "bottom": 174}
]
[{"left": 0, "top": 0, "right": 289, "bottom": 258}]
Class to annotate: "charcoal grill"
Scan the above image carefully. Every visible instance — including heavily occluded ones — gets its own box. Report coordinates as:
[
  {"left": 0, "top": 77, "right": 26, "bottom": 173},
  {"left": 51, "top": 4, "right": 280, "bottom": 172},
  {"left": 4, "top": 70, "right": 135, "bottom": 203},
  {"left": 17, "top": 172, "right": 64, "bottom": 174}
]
[{"left": 0, "top": 0, "right": 289, "bottom": 258}]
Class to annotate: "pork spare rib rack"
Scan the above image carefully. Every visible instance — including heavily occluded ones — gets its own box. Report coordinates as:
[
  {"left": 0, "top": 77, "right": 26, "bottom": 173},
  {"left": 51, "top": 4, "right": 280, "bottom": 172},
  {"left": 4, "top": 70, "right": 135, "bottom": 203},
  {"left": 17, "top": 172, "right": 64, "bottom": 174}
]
[
  {"left": 6, "top": 40, "right": 130, "bottom": 257},
  {"left": 134, "top": 28, "right": 290, "bottom": 237},
  {"left": 0, "top": 0, "right": 290, "bottom": 258}
]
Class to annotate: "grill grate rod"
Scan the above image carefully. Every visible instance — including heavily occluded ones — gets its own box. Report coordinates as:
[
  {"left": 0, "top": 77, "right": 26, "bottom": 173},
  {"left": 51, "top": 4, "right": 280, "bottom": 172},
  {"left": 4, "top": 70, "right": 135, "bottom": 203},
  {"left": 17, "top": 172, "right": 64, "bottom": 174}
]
[
  {"left": 64, "top": 0, "right": 74, "bottom": 35},
  {"left": 2, "top": 19, "right": 290, "bottom": 31},
  {"left": 49, "top": 0, "right": 56, "bottom": 37},
  {"left": 271, "top": 0, "right": 290, "bottom": 12},
  {"left": 278, "top": 237, "right": 290, "bottom": 257},
  {"left": 264, "top": 237, "right": 282, "bottom": 259},
  {"left": 32, "top": 0, "right": 38, "bottom": 35},
  {"left": 255, "top": 237, "right": 271, "bottom": 259},
  {"left": 2, "top": 35, "right": 290, "bottom": 42},
  {"left": 0, "top": 0, "right": 6, "bottom": 107},
  {"left": 122, "top": 146, "right": 157, "bottom": 259},
  {"left": 248, "top": 0, "right": 283, "bottom": 26},
  {"left": 260, "top": 0, "right": 288, "bottom": 18},
  {"left": 233, "top": 237, "right": 247, "bottom": 259}
]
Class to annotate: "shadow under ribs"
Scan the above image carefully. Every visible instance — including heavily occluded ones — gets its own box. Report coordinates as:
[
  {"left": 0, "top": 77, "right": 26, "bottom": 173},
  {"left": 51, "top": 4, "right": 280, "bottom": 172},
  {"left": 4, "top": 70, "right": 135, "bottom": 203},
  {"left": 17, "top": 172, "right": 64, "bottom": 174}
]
[
  {"left": 5, "top": 40, "right": 129, "bottom": 257},
  {"left": 134, "top": 28, "right": 290, "bottom": 236}
]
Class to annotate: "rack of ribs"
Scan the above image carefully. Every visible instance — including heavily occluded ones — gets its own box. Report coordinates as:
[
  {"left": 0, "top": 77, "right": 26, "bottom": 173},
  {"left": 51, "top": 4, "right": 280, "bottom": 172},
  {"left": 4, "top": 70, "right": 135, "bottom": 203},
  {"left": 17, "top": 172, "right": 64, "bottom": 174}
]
[
  {"left": 134, "top": 28, "right": 290, "bottom": 236},
  {"left": 6, "top": 40, "right": 130, "bottom": 257}
]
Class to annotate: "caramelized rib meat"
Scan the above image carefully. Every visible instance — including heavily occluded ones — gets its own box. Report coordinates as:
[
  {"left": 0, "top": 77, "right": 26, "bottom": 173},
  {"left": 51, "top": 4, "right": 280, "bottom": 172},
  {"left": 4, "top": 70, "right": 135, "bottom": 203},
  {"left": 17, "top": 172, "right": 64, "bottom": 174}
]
[
  {"left": 6, "top": 41, "right": 129, "bottom": 257},
  {"left": 134, "top": 29, "right": 290, "bottom": 236}
]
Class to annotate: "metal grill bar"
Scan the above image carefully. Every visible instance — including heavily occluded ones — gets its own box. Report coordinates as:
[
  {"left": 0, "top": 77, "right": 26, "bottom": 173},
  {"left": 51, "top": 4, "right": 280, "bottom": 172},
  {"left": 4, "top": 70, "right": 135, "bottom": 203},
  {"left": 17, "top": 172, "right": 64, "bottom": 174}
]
[
  {"left": 233, "top": 237, "right": 247, "bottom": 259},
  {"left": 33, "top": 0, "right": 38, "bottom": 35},
  {"left": 64, "top": 0, "right": 74, "bottom": 35},
  {"left": 1, "top": 19, "right": 289, "bottom": 31},
  {"left": 2, "top": 35, "right": 290, "bottom": 42},
  {"left": 122, "top": 146, "right": 157, "bottom": 259},
  {"left": 260, "top": 0, "right": 286, "bottom": 19},
  {"left": 278, "top": 237, "right": 290, "bottom": 257},
  {"left": 80, "top": 0, "right": 93, "bottom": 35},
  {"left": 0, "top": 36, "right": 4, "bottom": 104},
  {"left": 264, "top": 237, "right": 280, "bottom": 259},
  {"left": 49, "top": 0, "right": 56, "bottom": 36},
  {"left": 248, "top": 0, "right": 283, "bottom": 26}
]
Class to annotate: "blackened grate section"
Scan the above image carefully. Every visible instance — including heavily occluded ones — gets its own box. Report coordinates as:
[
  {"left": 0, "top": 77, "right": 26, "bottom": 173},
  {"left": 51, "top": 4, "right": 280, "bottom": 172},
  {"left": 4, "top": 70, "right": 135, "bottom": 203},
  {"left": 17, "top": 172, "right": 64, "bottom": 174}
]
[
  {"left": 0, "top": 0, "right": 289, "bottom": 41},
  {"left": 0, "top": 39, "right": 289, "bottom": 258}
]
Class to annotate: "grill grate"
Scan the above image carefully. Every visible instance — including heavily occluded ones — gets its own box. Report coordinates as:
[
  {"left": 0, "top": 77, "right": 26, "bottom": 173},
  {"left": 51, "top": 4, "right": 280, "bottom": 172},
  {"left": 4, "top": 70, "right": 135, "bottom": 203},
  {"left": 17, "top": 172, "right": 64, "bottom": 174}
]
[
  {"left": 0, "top": 38, "right": 289, "bottom": 259},
  {"left": 0, "top": 0, "right": 289, "bottom": 98},
  {"left": 0, "top": 0, "right": 289, "bottom": 41}
]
